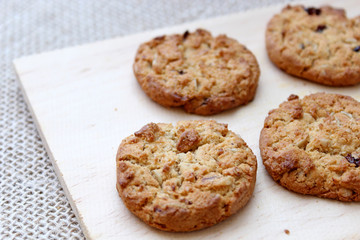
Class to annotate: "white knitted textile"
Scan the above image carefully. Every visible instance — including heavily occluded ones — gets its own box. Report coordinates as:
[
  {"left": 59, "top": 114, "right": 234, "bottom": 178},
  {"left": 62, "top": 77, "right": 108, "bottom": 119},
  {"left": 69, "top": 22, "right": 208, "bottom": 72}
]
[{"left": 0, "top": 0, "right": 294, "bottom": 239}]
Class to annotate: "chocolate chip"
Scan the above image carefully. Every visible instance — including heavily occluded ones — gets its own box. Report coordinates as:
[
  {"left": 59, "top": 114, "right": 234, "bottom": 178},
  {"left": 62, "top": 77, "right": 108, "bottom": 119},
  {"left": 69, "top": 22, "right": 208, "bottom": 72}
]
[
  {"left": 180, "top": 198, "right": 193, "bottom": 205},
  {"left": 201, "top": 98, "right": 210, "bottom": 106},
  {"left": 183, "top": 30, "right": 189, "bottom": 40},
  {"left": 345, "top": 154, "right": 360, "bottom": 168},
  {"left": 154, "top": 207, "right": 162, "bottom": 213},
  {"left": 305, "top": 7, "right": 321, "bottom": 15},
  {"left": 299, "top": 43, "right": 305, "bottom": 49},
  {"left": 353, "top": 46, "right": 360, "bottom": 52},
  {"left": 177, "top": 70, "right": 185, "bottom": 75},
  {"left": 315, "top": 25, "right": 327, "bottom": 33}
]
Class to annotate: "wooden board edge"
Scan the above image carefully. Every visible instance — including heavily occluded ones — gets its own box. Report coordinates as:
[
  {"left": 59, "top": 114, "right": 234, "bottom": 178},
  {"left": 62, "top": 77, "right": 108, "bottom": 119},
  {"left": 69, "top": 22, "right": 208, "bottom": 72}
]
[{"left": 12, "top": 62, "right": 93, "bottom": 239}]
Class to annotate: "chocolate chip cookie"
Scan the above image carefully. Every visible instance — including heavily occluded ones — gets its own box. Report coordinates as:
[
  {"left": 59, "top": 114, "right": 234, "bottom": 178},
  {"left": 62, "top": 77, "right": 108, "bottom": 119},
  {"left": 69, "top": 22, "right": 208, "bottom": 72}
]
[
  {"left": 116, "top": 120, "right": 257, "bottom": 231},
  {"left": 266, "top": 5, "right": 360, "bottom": 86},
  {"left": 133, "top": 29, "right": 260, "bottom": 115},
  {"left": 260, "top": 93, "right": 360, "bottom": 201}
]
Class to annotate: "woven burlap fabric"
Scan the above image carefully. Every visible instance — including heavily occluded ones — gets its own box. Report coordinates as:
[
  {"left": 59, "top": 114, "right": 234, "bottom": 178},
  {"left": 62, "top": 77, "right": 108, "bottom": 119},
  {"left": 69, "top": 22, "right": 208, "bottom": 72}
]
[{"left": 0, "top": 0, "right": 294, "bottom": 239}]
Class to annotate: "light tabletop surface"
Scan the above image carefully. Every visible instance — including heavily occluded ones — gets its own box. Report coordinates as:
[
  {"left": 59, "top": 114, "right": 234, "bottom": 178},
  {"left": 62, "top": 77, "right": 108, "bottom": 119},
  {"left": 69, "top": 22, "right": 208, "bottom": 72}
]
[{"left": 14, "top": 0, "right": 357, "bottom": 239}]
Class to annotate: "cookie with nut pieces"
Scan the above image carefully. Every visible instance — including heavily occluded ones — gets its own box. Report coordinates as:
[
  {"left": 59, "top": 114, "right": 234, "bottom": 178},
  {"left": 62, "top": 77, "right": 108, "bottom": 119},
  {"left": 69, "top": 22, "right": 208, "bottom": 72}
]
[
  {"left": 133, "top": 29, "right": 260, "bottom": 115},
  {"left": 260, "top": 93, "right": 360, "bottom": 201},
  {"left": 116, "top": 120, "right": 257, "bottom": 231},
  {"left": 266, "top": 5, "right": 360, "bottom": 86}
]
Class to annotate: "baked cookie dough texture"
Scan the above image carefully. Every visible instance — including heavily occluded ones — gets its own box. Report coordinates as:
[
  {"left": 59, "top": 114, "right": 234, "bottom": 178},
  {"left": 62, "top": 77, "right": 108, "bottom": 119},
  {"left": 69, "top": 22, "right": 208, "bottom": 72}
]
[
  {"left": 116, "top": 120, "right": 257, "bottom": 231},
  {"left": 266, "top": 5, "right": 360, "bottom": 86},
  {"left": 260, "top": 93, "right": 360, "bottom": 201},
  {"left": 134, "top": 29, "right": 260, "bottom": 115}
]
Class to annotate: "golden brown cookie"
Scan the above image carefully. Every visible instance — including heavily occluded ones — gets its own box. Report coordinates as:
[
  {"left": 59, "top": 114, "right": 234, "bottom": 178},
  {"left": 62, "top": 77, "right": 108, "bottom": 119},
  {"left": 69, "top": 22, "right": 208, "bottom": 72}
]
[
  {"left": 260, "top": 93, "right": 360, "bottom": 201},
  {"left": 116, "top": 120, "right": 257, "bottom": 231},
  {"left": 266, "top": 5, "right": 360, "bottom": 86},
  {"left": 133, "top": 29, "right": 260, "bottom": 115}
]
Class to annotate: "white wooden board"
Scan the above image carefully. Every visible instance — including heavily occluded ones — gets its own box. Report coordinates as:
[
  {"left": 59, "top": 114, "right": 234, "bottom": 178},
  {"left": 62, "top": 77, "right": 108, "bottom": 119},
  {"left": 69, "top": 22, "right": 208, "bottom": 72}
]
[{"left": 13, "top": 0, "right": 360, "bottom": 239}]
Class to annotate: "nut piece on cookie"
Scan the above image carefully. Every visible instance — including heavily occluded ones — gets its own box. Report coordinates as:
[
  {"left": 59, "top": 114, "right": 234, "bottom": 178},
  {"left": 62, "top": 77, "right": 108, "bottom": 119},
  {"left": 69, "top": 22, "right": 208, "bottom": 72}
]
[
  {"left": 260, "top": 92, "right": 360, "bottom": 201},
  {"left": 266, "top": 5, "right": 360, "bottom": 86},
  {"left": 176, "top": 129, "right": 200, "bottom": 152},
  {"left": 116, "top": 120, "right": 257, "bottom": 231},
  {"left": 133, "top": 29, "right": 260, "bottom": 115}
]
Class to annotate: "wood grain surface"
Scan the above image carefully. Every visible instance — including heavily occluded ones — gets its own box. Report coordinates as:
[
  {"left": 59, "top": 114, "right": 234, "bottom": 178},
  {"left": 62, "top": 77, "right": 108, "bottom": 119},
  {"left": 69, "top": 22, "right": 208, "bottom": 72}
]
[{"left": 13, "top": 0, "right": 360, "bottom": 239}]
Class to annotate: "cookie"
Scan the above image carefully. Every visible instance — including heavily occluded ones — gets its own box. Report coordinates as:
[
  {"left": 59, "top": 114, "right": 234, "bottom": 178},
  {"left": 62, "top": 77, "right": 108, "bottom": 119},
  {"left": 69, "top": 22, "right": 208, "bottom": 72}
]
[
  {"left": 116, "top": 120, "right": 257, "bottom": 231},
  {"left": 260, "top": 93, "right": 360, "bottom": 201},
  {"left": 133, "top": 29, "right": 260, "bottom": 115},
  {"left": 266, "top": 5, "right": 360, "bottom": 86}
]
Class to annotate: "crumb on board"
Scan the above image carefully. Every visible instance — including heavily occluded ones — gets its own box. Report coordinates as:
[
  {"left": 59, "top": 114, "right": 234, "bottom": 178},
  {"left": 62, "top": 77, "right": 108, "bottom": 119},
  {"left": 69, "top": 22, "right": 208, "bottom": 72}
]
[{"left": 284, "top": 229, "right": 290, "bottom": 235}]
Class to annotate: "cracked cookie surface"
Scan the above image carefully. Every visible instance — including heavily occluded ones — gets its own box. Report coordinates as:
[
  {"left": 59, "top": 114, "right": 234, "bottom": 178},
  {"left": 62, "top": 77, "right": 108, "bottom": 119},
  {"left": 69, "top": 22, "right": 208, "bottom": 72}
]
[
  {"left": 260, "top": 93, "right": 360, "bottom": 201},
  {"left": 266, "top": 5, "right": 360, "bottom": 86},
  {"left": 133, "top": 29, "right": 260, "bottom": 115},
  {"left": 116, "top": 120, "right": 257, "bottom": 231}
]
